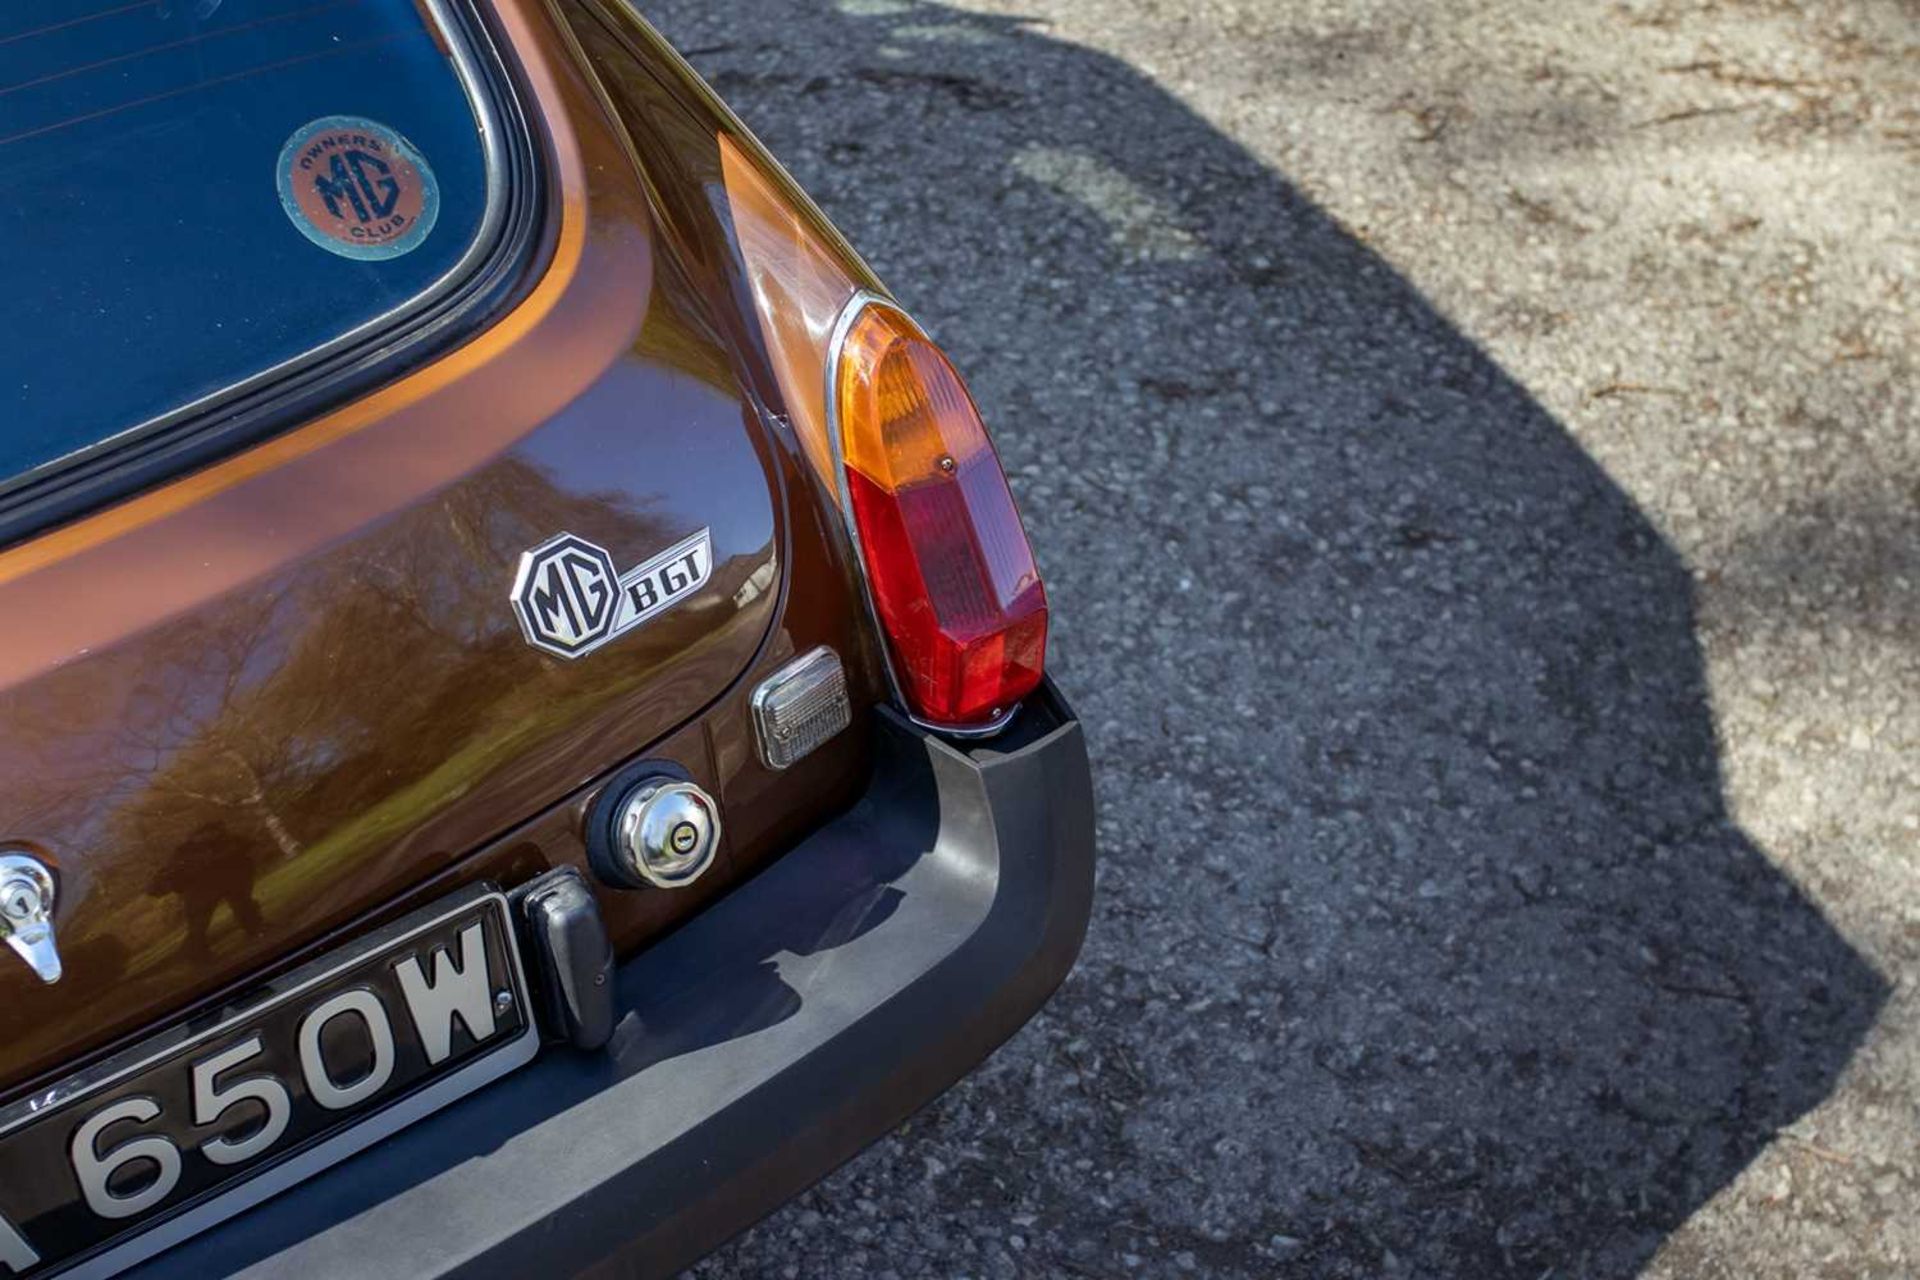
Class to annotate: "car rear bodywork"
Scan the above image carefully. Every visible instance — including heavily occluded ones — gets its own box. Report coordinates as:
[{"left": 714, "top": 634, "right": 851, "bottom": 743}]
[{"left": 0, "top": 1, "right": 1092, "bottom": 1275}]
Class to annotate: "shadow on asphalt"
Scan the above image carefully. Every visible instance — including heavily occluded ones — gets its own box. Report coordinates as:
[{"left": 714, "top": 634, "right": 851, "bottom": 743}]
[{"left": 656, "top": 2, "right": 1890, "bottom": 1275}]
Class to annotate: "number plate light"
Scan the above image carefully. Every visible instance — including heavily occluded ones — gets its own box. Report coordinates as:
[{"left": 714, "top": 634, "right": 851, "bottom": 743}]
[{"left": 751, "top": 647, "right": 853, "bottom": 770}]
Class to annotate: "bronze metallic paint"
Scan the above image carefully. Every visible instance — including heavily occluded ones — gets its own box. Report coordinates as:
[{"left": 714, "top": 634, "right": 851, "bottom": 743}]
[{"left": 0, "top": 0, "right": 892, "bottom": 1098}]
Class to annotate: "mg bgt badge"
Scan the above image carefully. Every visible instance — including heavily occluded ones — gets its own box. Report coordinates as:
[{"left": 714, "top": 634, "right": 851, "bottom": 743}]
[{"left": 510, "top": 528, "right": 713, "bottom": 660}]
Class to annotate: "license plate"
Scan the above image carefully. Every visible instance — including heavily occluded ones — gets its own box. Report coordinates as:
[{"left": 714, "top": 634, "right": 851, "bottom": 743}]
[{"left": 0, "top": 884, "right": 537, "bottom": 1279}]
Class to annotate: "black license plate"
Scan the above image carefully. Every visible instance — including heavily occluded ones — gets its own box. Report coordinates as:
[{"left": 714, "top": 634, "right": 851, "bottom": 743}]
[{"left": 0, "top": 884, "right": 536, "bottom": 1279}]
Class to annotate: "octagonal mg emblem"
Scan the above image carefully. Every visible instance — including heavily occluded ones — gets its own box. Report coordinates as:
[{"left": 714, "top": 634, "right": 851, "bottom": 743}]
[
  {"left": 509, "top": 527, "right": 715, "bottom": 661},
  {"left": 510, "top": 533, "right": 620, "bottom": 659}
]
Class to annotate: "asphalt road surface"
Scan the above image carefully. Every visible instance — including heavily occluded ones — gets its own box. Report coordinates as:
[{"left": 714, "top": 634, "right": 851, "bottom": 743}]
[{"left": 645, "top": 1, "right": 1918, "bottom": 1276}]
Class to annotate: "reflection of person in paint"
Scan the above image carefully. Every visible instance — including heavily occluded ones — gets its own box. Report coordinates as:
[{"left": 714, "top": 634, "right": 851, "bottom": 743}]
[
  {"left": 148, "top": 820, "right": 267, "bottom": 961},
  {"left": 313, "top": 149, "right": 400, "bottom": 224}
]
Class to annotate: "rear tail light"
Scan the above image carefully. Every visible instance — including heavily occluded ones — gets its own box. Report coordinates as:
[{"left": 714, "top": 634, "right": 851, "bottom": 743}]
[{"left": 830, "top": 298, "right": 1048, "bottom": 731}]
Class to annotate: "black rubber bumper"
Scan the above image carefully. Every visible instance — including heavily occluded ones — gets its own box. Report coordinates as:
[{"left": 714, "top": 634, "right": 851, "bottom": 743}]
[{"left": 129, "top": 682, "right": 1094, "bottom": 1280}]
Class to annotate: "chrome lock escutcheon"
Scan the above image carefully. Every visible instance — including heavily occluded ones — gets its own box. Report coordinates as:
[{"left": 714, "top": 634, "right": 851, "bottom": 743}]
[{"left": 0, "top": 852, "right": 60, "bottom": 984}]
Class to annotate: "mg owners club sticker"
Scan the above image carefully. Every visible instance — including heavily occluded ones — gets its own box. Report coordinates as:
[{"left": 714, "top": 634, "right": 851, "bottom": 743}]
[{"left": 277, "top": 115, "right": 439, "bottom": 260}]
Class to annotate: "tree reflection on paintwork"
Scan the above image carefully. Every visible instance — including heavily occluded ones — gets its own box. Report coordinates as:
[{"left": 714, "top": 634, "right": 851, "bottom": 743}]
[{"left": 0, "top": 456, "right": 677, "bottom": 1069}]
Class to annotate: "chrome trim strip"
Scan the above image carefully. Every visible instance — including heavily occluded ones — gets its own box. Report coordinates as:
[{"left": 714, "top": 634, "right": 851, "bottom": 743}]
[
  {"left": 0, "top": 884, "right": 538, "bottom": 1280},
  {"left": 822, "top": 291, "right": 1022, "bottom": 741},
  {"left": 0, "top": 0, "right": 518, "bottom": 504}
]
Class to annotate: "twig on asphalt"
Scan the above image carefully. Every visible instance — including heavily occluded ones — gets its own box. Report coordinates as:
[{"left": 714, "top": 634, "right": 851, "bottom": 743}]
[
  {"left": 1634, "top": 103, "right": 1753, "bottom": 129},
  {"left": 1777, "top": 1133, "right": 1856, "bottom": 1166},
  {"left": 1587, "top": 381, "right": 1689, "bottom": 402}
]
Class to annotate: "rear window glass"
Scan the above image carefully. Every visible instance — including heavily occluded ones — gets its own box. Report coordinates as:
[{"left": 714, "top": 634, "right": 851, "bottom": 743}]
[{"left": 0, "top": 0, "right": 495, "bottom": 486}]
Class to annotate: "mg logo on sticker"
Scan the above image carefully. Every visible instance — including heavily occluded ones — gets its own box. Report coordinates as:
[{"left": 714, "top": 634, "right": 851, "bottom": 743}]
[
  {"left": 276, "top": 115, "right": 440, "bottom": 261},
  {"left": 313, "top": 148, "right": 402, "bottom": 224},
  {"left": 510, "top": 529, "right": 714, "bottom": 661}
]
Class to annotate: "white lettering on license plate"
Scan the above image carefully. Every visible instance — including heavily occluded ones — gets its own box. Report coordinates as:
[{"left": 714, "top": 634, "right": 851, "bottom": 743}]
[{"left": 0, "top": 894, "right": 532, "bottom": 1277}]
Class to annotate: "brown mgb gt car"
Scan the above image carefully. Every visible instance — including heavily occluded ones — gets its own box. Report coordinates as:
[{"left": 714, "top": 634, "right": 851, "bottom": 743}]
[{"left": 0, "top": 2, "right": 1092, "bottom": 1276}]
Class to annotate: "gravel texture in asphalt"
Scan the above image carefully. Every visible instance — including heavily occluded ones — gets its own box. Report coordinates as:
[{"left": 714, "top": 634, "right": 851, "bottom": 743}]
[{"left": 639, "top": 1, "right": 1918, "bottom": 1275}]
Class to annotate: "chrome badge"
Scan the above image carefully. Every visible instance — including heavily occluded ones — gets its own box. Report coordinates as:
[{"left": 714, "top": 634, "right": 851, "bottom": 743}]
[
  {"left": 510, "top": 528, "right": 713, "bottom": 660},
  {"left": 0, "top": 852, "right": 60, "bottom": 984}
]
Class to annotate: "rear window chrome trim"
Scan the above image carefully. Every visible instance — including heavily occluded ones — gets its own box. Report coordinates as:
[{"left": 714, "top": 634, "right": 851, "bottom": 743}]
[{"left": 0, "top": 0, "right": 547, "bottom": 544}]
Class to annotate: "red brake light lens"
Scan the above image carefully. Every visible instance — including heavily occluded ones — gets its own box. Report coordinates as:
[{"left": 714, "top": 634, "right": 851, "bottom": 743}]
[{"left": 833, "top": 302, "right": 1047, "bottom": 729}]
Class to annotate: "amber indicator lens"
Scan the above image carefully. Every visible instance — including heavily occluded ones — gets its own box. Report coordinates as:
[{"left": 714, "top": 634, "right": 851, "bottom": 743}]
[{"left": 834, "top": 303, "right": 1047, "bottom": 728}]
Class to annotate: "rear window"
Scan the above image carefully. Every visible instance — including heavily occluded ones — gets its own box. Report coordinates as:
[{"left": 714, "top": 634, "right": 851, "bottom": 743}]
[{"left": 0, "top": 0, "right": 497, "bottom": 487}]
